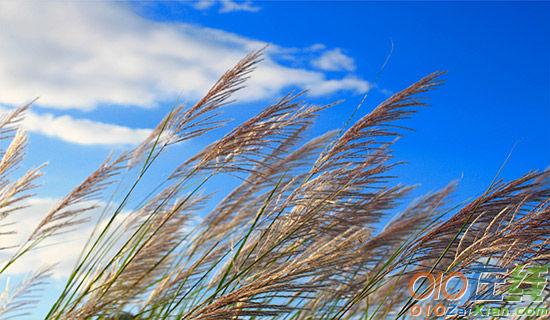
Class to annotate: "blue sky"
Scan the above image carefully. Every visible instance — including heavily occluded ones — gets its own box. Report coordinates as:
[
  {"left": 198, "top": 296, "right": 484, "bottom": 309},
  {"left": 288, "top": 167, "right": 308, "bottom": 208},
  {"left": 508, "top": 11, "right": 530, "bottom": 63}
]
[{"left": 0, "top": 1, "right": 548, "bottom": 318}]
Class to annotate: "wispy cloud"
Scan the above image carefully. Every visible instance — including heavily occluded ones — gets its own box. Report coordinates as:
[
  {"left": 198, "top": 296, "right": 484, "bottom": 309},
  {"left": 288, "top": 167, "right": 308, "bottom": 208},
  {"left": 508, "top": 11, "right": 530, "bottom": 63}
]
[
  {"left": 0, "top": 2, "right": 369, "bottom": 111},
  {"left": 193, "top": 0, "right": 216, "bottom": 10},
  {"left": 219, "top": 0, "right": 260, "bottom": 13},
  {"left": 312, "top": 48, "right": 356, "bottom": 72},
  {"left": 194, "top": 0, "right": 261, "bottom": 13},
  {"left": 309, "top": 76, "right": 370, "bottom": 96},
  {"left": 0, "top": 107, "right": 151, "bottom": 146}
]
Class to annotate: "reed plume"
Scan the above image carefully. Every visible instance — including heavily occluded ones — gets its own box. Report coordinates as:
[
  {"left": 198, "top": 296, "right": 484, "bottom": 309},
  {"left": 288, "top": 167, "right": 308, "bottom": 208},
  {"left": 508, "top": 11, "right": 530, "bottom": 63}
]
[{"left": 0, "top": 51, "right": 546, "bottom": 320}]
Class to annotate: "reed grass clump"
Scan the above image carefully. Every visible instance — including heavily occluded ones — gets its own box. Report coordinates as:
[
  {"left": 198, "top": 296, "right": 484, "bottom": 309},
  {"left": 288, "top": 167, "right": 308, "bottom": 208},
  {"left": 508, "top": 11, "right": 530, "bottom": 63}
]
[{"left": 0, "top": 50, "right": 547, "bottom": 319}]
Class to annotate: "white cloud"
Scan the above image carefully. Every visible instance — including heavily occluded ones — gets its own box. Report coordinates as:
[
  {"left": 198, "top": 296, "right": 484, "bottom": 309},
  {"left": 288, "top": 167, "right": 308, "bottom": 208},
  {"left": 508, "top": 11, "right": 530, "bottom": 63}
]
[
  {"left": 0, "top": 2, "right": 369, "bottom": 111},
  {"left": 219, "top": 0, "right": 260, "bottom": 13},
  {"left": 0, "top": 107, "right": 151, "bottom": 146},
  {"left": 194, "top": 0, "right": 216, "bottom": 10},
  {"left": 0, "top": 198, "right": 129, "bottom": 279},
  {"left": 193, "top": 0, "right": 260, "bottom": 13},
  {"left": 309, "top": 76, "right": 371, "bottom": 96},
  {"left": 312, "top": 48, "right": 357, "bottom": 72},
  {"left": 0, "top": 197, "right": 198, "bottom": 280},
  {"left": 24, "top": 112, "right": 151, "bottom": 146},
  {"left": 307, "top": 43, "right": 327, "bottom": 52}
]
